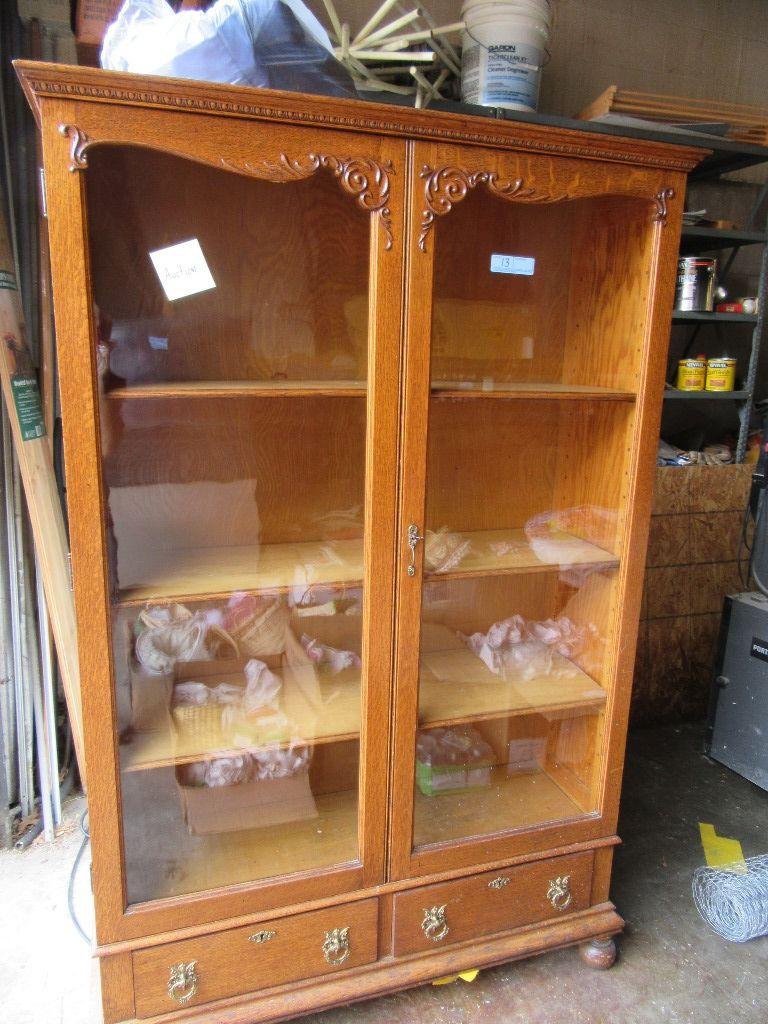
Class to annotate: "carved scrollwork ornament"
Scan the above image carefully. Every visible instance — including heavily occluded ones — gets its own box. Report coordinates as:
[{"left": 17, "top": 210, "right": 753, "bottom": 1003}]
[
  {"left": 167, "top": 961, "right": 198, "bottom": 1004},
  {"left": 653, "top": 187, "right": 675, "bottom": 225},
  {"left": 421, "top": 904, "right": 450, "bottom": 942},
  {"left": 221, "top": 152, "right": 394, "bottom": 250},
  {"left": 58, "top": 124, "right": 91, "bottom": 172},
  {"left": 418, "top": 164, "right": 568, "bottom": 252}
]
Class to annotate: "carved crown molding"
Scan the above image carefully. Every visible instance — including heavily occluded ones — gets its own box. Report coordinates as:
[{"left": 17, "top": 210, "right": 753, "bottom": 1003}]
[
  {"left": 222, "top": 153, "right": 394, "bottom": 249},
  {"left": 418, "top": 165, "right": 567, "bottom": 252},
  {"left": 27, "top": 75, "right": 700, "bottom": 172}
]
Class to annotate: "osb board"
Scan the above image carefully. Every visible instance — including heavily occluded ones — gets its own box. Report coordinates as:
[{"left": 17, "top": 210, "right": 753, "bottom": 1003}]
[{"left": 632, "top": 465, "right": 752, "bottom": 725}]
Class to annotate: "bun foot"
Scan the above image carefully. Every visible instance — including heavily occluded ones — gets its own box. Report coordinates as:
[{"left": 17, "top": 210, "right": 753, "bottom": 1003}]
[{"left": 579, "top": 936, "right": 617, "bottom": 970}]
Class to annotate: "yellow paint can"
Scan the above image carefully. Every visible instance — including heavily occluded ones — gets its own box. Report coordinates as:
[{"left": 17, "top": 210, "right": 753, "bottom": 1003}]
[
  {"left": 676, "top": 356, "right": 706, "bottom": 391},
  {"left": 705, "top": 357, "right": 736, "bottom": 392}
]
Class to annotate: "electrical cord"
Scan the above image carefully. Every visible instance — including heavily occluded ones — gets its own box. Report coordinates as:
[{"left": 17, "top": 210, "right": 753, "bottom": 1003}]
[{"left": 67, "top": 809, "right": 91, "bottom": 945}]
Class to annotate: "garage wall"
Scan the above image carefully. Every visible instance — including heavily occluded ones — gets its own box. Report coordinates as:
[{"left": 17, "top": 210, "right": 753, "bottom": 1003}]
[{"left": 312, "top": 0, "right": 768, "bottom": 120}]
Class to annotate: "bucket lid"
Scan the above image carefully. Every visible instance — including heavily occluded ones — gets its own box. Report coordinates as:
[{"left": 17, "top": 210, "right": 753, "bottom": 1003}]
[{"left": 462, "top": 0, "right": 552, "bottom": 17}]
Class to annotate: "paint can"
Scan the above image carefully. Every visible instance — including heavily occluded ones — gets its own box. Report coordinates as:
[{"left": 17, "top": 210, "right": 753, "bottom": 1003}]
[
  {"left": 705, "top": 357, "right": 736, "bottom": 392},
  {"left": 674, "top": 256, "right": 717, "bottom": 312},
  {"left": 676, "top": 355, "right": 707, "bottom": 391},
  {"left": 461, "top": 0, "right": 552, "bottom": 111}
]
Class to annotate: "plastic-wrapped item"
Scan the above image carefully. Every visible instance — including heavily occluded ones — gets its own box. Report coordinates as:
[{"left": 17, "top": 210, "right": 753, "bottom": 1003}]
[
  {"left": 300, "top": 633, "right": 361, "bottom": 675},
  {"left": 416, "top": 726, "right": 494, "bottom": 796},
  {"left": 463, "top": 613, "right": 589, "bottom": 679},
  {"left": 252, "top": 742, "right": 311, "bottom": 780},
  {"left": 102, "top": 0, "right": 355, "bottom": 98}
]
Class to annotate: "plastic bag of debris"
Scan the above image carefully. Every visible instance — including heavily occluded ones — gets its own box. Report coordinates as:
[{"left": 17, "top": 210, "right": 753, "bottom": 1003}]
[{"left": 101, "top": 0, "right": 355, "bottom": 97}]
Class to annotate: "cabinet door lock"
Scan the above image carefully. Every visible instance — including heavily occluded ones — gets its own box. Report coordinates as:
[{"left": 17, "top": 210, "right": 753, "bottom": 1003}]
[{"left": 407, "top": 523, "right": 424, "bottom": 576}]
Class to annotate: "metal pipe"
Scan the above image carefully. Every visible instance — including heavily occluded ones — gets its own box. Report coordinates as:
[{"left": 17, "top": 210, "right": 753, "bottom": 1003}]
[
  {"left": 31, "top": 631, "right": 53, "bottom": 842},
  {"left": 3, "top": 407, "right": 31, "bottom": 817},
  {"left": 36, "top": 560, "right": 60, "bottom": 825}
]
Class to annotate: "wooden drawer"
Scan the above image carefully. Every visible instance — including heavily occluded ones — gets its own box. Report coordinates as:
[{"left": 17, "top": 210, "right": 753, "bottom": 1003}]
[
  {"left": 133, "top": 899, "right": 378, "bottom": 1018},
  {"left": 393, "top": 852, "right": 593, "bottom": 956}
]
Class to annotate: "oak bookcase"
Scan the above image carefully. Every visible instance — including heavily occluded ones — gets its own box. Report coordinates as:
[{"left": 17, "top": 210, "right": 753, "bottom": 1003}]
[{"left": 17, "top": 61, "right": 700, "bottom": 1024}]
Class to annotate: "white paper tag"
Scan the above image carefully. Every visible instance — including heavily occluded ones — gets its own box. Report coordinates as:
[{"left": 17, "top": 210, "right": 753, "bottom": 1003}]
[
  {"left": 149, "top": 239, "right": 216, "bottom": 301},
  {"left": 490, "top": 253, "right": 535, "bottom": 276}
]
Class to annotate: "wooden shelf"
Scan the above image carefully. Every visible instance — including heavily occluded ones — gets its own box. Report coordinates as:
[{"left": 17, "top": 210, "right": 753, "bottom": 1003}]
[
  {"left": 122, "top": 768, "right": 359, "bottom": 904},
  {"left": 106, "top": 380, "right": 367, "bottom": 400},
  {"left": 117, "top": 538, "right": 365, "bottom": 606},
  {"left": 117, "top": 527, "right": 617, "bottom": 605},
  {"left": 425, "top": 528, "right": 618, "bottom": 583},
  {"left": 431, "top": 381, "right": 635, "bottom": 402},
  {"left": 419, "top": 647, "right": 605, "bottom": 729},
  {"left": 413, "top": 765, "right": 586, "bottom": 848},
  {"left": 121, "top": 674, "right": 361, "bottom": 773}
]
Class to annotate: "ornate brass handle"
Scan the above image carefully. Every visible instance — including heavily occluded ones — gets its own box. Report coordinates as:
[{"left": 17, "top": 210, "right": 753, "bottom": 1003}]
[
  {"left": 407, "top": 523, "right": 424, "bottom": 576},
  {"left": 322, "top": 927, "right": 350, "bottom": 966},
  {"left": 422, "top": 904, "right": 449, "bottom": 942},
  {"left": 167, "top": 961, "right": 198, "bottom": 1004},
  {"left": 547, "top": 875, "right": 573, "bottom": 912},
  {"left": 249, "top": 929, "right": 276, "bottom": 944}
]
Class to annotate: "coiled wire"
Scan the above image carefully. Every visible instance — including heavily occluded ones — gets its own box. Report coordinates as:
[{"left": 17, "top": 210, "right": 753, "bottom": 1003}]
[{"left": 692, "top": 854, "right": 768, "bottom": 942}]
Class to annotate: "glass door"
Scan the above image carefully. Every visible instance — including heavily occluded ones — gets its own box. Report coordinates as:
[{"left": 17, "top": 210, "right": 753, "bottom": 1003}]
[
  {"left": 81, "top": 134, "right": 402, "bottom": 918},
  {"left": 392, "top": 144, "right": 661, "bottom": 877}
]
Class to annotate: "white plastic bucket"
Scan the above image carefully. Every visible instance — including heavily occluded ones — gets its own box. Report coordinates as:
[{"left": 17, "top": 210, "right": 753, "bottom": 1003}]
[{"left": 461, "top": 0, "right": 552, "bottom": 111}]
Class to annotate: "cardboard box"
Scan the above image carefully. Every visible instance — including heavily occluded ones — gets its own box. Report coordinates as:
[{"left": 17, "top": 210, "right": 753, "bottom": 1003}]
[{"left": 178, "top": 772, "right": 318, "bottom": 836}]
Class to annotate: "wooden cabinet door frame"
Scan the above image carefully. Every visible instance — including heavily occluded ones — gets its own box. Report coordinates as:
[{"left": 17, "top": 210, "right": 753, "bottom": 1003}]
[
  {"left": 389, "top": 138, "right": 687, "bottom": 881},
  {"left": 38, "top": 97, "right": 405, "bottom": 946}
]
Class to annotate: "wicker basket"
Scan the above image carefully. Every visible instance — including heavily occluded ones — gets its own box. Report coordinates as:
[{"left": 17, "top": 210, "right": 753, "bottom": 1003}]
[
  {"left": 171, "top": 702, "right": 224, "bottom": 749},
  {"left": 227, "top": 598, "right": 289, "bottom": 657}
]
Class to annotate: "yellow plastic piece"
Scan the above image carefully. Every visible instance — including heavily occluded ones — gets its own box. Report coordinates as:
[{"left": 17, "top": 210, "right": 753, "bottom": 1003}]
[
  {"left": 699, "top": 823, "right": 748, "bottom": 873},
  {"left": 432, "top": 969, "right": 480, "bottom": 986}
]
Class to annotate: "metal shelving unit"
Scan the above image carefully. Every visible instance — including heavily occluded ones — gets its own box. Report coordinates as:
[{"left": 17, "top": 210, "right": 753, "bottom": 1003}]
[{"left": 664, "top": 182, "right": 768, "bottom": 462}]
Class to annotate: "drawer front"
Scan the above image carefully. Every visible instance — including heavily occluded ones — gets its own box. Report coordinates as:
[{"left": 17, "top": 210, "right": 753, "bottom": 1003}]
[
  {"left": 393, "top": 852, "right": 593, "bottom": 956},
  {"left": 133, "top": 899, "right": 378, "bottom": 1018}
]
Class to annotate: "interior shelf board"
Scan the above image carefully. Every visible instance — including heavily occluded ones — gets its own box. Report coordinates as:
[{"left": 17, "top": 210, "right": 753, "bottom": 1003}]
[
  {"left": 425, "top": 528, "right": 618, "bottom": 583},
  {"left": 413, "top": 765, "right": 586, "bottom": 849},
  {"left": 122, "top": 769, "right": 359, "bottom": 904},
  {"left": 419, "top": 647, "right": 606, "bottom": 729},
  {"left": 118, "top": 527, "right": 618, "bottom": 605},
  {"left": 672, "top": 311, "right": 758, "bottom": 323},
  {"left": 106, "top": 380, "right": 367, "bottom": 399},
  {"left": 121, "top": 676, "right": 361, "bottom": 773},
  {"left": 664, "top": 388, "right": 749, "bottom": 401},
  {"left": 431, "top": 381, "right": 635, "bottom": 401},
  {"left": 117, "top": 538, "right": 365, "bottom": 606}
]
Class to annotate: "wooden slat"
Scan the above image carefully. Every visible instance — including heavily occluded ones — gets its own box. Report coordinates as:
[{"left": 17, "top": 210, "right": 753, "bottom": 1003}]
[
  {"left": 0, "top": 209, "right": 85, "bottom": 776},
  {"left": 431, "top": 381, "right": 635, "bottom": 401},
  {"left": 106, "top": 380, "right": 367, "bottom": 400}
]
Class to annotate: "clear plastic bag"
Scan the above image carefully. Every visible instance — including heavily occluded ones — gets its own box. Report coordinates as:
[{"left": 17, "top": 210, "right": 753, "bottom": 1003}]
[{"left": 102, "top": 0, "right": 355, "bottom": 97}]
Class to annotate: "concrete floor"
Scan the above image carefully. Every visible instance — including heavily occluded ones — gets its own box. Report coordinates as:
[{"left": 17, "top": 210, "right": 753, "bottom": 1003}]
[{"left": 2, "top": 722, "right": 767, "bottom": 1023}]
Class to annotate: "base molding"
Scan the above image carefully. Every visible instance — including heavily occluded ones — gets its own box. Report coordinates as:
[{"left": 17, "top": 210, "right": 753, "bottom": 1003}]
[{"left": 117, "top": 904, "right": 623, "bottom": 1024}]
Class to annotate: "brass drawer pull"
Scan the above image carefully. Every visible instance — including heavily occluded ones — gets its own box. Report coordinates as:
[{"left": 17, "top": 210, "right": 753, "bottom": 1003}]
[
  {"left": 249, "top": 929, "right": 276, "bottom": 944},
  {"left": 322, "top": 927, "right": 350, "bottom": 966},
  {"left": 422, "top": 904, "right": 449, "bottom": 942},
  {"left": 167, "top": 961, "right": 198, "bottom": 1004},
  {"left": 547, "top": 875, "right": 573, "bottom": 912},
  {"left": 488, "top": 876, "right": 511, "bottom": 890}
]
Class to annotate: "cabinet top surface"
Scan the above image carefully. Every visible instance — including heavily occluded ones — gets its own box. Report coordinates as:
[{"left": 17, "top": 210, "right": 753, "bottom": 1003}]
[{"left": 15, "top": 61, "right": 703, "bottom": 173}]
